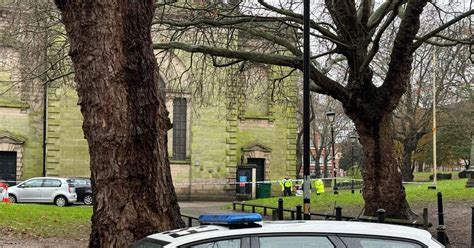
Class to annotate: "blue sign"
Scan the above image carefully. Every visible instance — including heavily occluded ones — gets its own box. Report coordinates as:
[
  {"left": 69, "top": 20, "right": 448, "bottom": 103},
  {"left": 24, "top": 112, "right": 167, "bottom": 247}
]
[{"left": 239, "top": 176, "right": 247, "bottom": 182}]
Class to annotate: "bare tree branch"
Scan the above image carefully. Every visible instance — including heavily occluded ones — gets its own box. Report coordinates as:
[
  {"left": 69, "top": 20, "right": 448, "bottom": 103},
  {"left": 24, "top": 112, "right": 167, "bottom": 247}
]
[
  {"left": 412, "top": 9, "right": 474, "bottom": 50},
  {"left": 256, "top": 0, "right": 346, "bottom": 46},
  {"left": 380, "top": 0, "right": 428, "bottom": 112},
  {"left": 360, "top": 0, "right": 403, "bottom": 73}
]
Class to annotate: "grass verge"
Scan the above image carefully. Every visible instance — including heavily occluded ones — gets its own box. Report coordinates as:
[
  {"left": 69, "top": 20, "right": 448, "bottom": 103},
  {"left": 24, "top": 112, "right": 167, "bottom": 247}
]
[
  {"left": 0, "top": 204, "right": 91, "bottom": 239},
  {"left": 0, "top": 178, "right": 471, "bottom": 239},
  {"left": 242, "top": 179, "right": 473, "bottom": 213}
]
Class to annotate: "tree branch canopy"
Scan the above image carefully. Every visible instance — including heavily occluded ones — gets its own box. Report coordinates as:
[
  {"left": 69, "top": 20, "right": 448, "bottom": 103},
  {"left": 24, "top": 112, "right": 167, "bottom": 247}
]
[
  {"left": 412, "top": 9, "right": 474, "bottom": 50},
  {"left": 380, "top": 0, "right": 428, "bottom": 112},
  {"left": 153, "top": 41, "right": 349, "bottom": 101},
  {"left": 255, "top": 0, "right": 346, "bottom": 46},
  {"left": 153, "top": 42, "right": 300, "bottom": 67},
  {"left": 367, "top": 0, "right": 408, "bottom": 29}
]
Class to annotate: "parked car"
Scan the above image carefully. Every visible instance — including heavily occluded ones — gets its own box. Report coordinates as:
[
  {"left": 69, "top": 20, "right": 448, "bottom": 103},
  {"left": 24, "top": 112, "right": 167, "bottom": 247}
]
[
  {"left": 132, "top": 213, "right": 443, "bottom": 248},
  {"left": 69, "top": 177, "right": 93, "bottom": 205},
  {"left": 8, "top": 177, "right": 77, "bottom": 207}
]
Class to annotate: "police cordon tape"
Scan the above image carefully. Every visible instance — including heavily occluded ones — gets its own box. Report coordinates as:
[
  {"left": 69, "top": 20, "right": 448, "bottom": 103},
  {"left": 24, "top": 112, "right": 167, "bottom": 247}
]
[
  {"left": 0, "top": 178, "right": 432, "bottom": 186},
  {"left": 172, "top": 179, "right": 433, "bottom": 186},
  {"left": 172, "top": 178, "right": 363, "bottom": 186}
]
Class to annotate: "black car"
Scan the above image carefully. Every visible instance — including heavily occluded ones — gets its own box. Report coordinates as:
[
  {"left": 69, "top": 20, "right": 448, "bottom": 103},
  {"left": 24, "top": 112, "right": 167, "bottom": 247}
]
[{"left": 69, "top": 178, "right": 93, "bottom": 205}]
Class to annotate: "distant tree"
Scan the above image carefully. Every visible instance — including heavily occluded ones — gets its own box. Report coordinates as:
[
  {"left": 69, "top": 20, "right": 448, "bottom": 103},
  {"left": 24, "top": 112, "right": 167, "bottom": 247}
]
[
  {"left": 338, "top": 138, "right": 364, "bottom": 171},
  {"left": 296, "top": 95, "right": 345, "bottom": 178},
  {"left": 154, "top": 0, "right": 473, "bottom": 218},
  {"left": 415, "top": 100, "right": 472, "bottom": 170},
  {"left": 391, "top": 44, "right": 470, "bottom": 181}
]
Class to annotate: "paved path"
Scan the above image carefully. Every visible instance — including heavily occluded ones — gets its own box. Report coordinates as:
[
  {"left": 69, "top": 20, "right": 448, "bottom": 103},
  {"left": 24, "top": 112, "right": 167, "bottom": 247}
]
[{"left": 179, "top": 201, "right": 232, "bottom": 217}]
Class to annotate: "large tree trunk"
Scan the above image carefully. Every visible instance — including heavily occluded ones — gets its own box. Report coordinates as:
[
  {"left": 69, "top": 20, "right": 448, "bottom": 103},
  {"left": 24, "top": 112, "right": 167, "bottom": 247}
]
[
  {"left": 401, "top": 142, "right": 415, "bottom": 182},
  {"left": 354, "top": 114, "right": 414, "bottom": 219},
  {"left": 55, "top": 1, "right": 185, "bottom": 247},
  {"left": 401, "top": 131, "right": 426, "bottom": 182}
]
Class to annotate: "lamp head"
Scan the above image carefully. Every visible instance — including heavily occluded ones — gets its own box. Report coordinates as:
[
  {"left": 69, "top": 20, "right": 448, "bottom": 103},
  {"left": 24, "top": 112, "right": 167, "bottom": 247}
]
[{"left": 326, "top": 111, "right": 336, "bottom": 123}]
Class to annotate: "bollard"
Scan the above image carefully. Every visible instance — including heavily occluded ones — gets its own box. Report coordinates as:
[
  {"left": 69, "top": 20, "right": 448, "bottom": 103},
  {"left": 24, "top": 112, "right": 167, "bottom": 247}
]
[
  {"left": 278, "top": 198, "right": 284, "bottom": 220},
  {"left": 422, "top": 208, "right": 429, "bottom": 230},
  {"left": 351, "top": 179, "right": 355, "bottom": 194},
  {"left": 304, "top": 213, "right": 311, "bottom": 220},
  {"left": 471, "top": 207, "right": 473, "bottom": 248},
  {"left": 233, "top": 202, "right": 236, "bottom": 210},
  {"left": 252, "top": 205, "right": 256, "bottom": 213},
  {"left": 296, "top": 205, "right": 303, "bottom": 220},
  {"left": 377, "top": 209, "right": 386, "bottom": 223},
  {"left": 437, "top": 192, "right": 444, "bottom": 226},
  {"left": 436, "top": 225, "right": 447, "bottom": 245},
  {"left": 291, "top": 211, "right": 295, "bottom": 220},
  {"left": 263, "top": 207, "right": 267, "bottom": 216},
  {"left": 241, "top": 202, "right": 245, "bottom": 212},
  {"left": 335, "top": 206, "right": 342, "bottom": 221},
  {"left": 272, "top": 209, "right": 277, "bottom": 221},
  {"left": 187, "top": 217, "right": 192, "bottom": 227}
]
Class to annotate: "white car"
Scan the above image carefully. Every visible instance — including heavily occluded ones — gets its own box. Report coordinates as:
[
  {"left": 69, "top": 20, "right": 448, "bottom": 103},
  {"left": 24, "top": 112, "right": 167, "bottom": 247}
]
[
  {"left": 8, "top": 177, "right": 77, "bottom": 207},
  {"left": 132, "top": 213, "right": 443, "bottom": 248}
]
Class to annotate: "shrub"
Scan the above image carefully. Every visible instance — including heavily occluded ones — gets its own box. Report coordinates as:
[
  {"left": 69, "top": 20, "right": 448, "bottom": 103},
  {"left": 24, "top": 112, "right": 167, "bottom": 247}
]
[
  {"left": 428, "top": 173, "right": 452, "bottom": 180},
  {"left": 336, "top": 180, "right": 363, "bottom": 189},
  {"left": 459, "top": 170, "right": 467, "bottom": 178},
  {"left": 348, "top": 166, "right": 362, "bottom": 179}
]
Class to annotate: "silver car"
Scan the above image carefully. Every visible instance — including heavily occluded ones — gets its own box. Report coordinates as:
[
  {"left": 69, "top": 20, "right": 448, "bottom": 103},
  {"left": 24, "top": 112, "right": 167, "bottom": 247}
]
[{"left": 8, "top": 177, "right": 77, "bottom": 207}]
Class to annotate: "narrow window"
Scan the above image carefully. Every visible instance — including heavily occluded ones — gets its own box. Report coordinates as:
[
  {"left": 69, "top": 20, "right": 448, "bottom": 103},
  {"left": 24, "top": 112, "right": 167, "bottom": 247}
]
[{"left": 173, "top": 98, "right": 187, "bottom": 160}]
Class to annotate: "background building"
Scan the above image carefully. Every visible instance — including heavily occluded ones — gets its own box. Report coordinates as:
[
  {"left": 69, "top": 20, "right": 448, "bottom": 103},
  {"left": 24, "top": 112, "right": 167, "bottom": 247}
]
[{"left": 0, "top": 6, "right": 298, "bottom": 200}]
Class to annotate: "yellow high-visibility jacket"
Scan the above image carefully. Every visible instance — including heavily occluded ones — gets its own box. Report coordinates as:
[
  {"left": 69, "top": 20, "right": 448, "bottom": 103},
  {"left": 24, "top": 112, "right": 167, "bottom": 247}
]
[
  {"left": 314, "top": 179, "right": 325, "bottom": 194},
  {"left": 280, "top": 179, "right": 293, "bottom": 191}
]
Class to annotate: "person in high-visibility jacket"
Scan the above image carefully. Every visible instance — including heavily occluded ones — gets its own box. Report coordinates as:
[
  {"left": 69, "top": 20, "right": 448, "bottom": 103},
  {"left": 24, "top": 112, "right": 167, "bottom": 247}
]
[
  {"left": 314, "top": 178, "right": 325, "bottom": 195},
  {"left": 280, "top": 176, "right": 293, "bottom": 196}
]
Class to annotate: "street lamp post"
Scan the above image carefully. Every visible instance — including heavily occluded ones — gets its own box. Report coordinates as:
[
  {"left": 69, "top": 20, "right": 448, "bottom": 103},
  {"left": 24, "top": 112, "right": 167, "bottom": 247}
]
[
  {"left": 302, "top": 0, "right": 311, "bottom": 219},
  {"left": 350, "top": 133, "right": 357, "bottom": 194},
  {"left": 326, "top": 111, "right": 337, "bottom": 194}
]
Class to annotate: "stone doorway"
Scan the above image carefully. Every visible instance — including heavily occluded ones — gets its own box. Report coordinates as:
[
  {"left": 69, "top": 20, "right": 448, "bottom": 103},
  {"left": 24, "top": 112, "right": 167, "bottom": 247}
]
[
  {"left": 0, "top": 132, "right": 25, "bottom": 182},
  {"left": 241, "top": 143, "right": 271, "bottom": 181}
]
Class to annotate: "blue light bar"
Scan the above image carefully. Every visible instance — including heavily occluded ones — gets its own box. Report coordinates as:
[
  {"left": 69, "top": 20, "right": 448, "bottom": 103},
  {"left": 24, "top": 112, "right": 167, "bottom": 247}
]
[{"left": 198, "top": 213, "right": 262, "bottom": 225}]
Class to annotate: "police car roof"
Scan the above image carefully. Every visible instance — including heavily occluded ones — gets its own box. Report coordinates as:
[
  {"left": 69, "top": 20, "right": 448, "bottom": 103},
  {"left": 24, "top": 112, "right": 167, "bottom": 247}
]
[{"left": 146, "top": 220, "right": 434, "bottom": 246}]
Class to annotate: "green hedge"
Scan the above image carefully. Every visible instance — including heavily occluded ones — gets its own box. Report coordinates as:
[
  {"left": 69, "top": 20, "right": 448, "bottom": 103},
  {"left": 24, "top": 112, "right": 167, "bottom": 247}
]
[
  {"left": 336, "top": 180, "right": 363, "bottom": 189},
  {"left": 428, "top": 173, "right": 452, "bottom": 180}
]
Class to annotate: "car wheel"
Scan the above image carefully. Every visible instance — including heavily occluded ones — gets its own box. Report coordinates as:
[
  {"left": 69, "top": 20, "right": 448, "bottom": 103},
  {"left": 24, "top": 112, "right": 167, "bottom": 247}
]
[
  {"left": 83, "top": 194, "right": 93, "bottom": 205},
  {"left": 8, "top": 194, "right": 16, "bottom": 203},
  {"left": 54, "top": 195, "right": 68, "bottom": 207}
]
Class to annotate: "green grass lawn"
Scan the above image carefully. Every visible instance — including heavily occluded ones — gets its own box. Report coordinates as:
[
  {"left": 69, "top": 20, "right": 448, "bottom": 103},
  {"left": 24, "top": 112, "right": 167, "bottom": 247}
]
[
  {"left": 243, "top": 179, "right": 473, "bottom": 214},
  {"left": 0, "top": 178, "right": 471, "bottom": 239},
  {"left": 0, "top": 204, "right": 92, "bottom": 239}
]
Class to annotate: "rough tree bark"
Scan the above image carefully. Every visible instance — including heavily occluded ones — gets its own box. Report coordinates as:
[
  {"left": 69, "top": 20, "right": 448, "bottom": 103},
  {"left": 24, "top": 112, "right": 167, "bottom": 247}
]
[
  {"left": 401, "top": 143, "right": 416, "bottom": 182},
  {"left": 351, "top": 114, "right": 414, "bottom": 218},
  {"left": 401, "top": 131, "right": 425, "bottom": 182},
  {"left": 340, "top": 0, "right": 428, "bottom": 219},
  {"left": 54, "top": 0, "right": 184, "bottom": 247}
]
